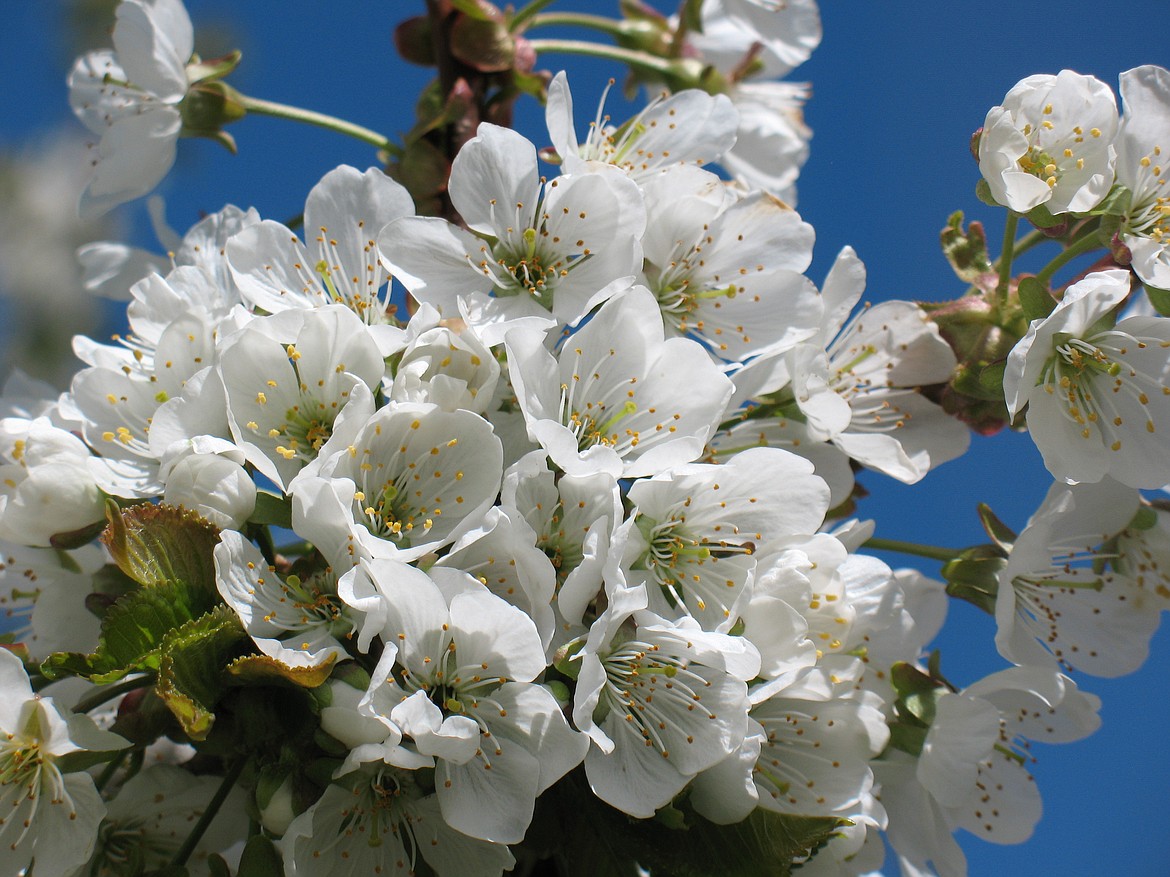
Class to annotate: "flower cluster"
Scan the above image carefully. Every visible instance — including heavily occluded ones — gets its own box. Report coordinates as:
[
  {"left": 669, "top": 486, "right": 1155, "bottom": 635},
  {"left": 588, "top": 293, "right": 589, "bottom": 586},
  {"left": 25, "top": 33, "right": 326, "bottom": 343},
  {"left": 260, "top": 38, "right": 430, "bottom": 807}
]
[{"left": 4, "top": 2, "right": 1170, "bottom": 876}]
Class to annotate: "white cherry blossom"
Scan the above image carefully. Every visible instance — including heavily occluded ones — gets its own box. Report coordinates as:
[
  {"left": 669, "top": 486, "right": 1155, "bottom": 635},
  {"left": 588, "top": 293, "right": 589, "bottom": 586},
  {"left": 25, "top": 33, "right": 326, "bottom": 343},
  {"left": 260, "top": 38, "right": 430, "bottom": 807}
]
[
  {"left": 0, "top": 648, "right": 127, "bottom": 877},
  {"left": 68, "top": 0, "right": 194, "bottom": 216},
  {"left": 639, "top": 166, "right": 822, "bottom": 362},
  {"left": 995, "top": 478, "right": 1160, "bottom": 676},
  {"left": 505, "top": 287, "right": 733, "bottom": 478},
  {"left": 380, "top": 123, "right": 646, "bottom": 346},
  {"left": 356, "top": 563, "right": 587, "bottom": 843},
  {"left": 978, "top": 70, "right": 1118, "bottom": 215},
  {"left": 1115, "top": 65, "right": 1170, "bottom": 290},
  {"left": 545, "top": 72, "right": 738, "bottom": 182},
  {"left": 227, "top": 165, "right": 414, "bottom": 344},
  {"left": 293, "top": 402, "right": 503, "bottom": 564},
  {"left": 1004, "top": 268, "right": 1170, "bottom": 487}
]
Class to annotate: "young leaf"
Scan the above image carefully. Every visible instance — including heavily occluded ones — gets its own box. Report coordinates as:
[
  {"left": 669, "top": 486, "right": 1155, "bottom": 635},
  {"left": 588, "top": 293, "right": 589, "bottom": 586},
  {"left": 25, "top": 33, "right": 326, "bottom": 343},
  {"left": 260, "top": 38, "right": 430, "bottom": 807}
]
[
  {"left": 940, "top": 212, "right": 994, "bottom": 283},
  {"left": 41, "top": 579, "right": 213, "bottom": 682},
  {"left": 156, "top": 606, "right": 249, "bottom": 740},
  {"left": 228, "top": 653, "right": 337, "bottom": 689},
  {"left": 103, "top": 502, "right": 220, "bottom": 593}
]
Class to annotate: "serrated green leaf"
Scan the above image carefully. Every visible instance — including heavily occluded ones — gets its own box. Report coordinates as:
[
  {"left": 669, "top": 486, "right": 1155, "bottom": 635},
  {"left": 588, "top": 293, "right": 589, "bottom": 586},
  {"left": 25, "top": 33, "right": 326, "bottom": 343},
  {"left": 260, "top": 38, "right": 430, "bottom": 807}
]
[
  {"left": 237, "top": 835, "right": 285, "bottom": 877},
  {"left": 156, "top": 606, "right": 249, "bottom": 740},
  {"left": 42, "top": 579, "right": 212, "bottom": 682},
  {"left": 102, "top": 501, "right": 220, "bottom": 592},
  {"left": 248, "top": 492, "right": 293, "bottom": 529},
  {"left": 1017, "top": 275, "right": 1057, "bottom": 321}
]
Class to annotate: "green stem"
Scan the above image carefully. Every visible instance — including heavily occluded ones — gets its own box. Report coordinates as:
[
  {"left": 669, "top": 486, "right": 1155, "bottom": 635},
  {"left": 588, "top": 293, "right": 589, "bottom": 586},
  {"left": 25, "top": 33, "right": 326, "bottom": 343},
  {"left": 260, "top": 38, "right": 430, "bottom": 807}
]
[
  {"left": 170, "top": 758, "right": 247, "bottom": 869},
  {"left": 995, "top": 211, "right": 1019, "bottom": 311},
  {"left": 237, "top": 94, "right": 401, "bottom": 155},
  {"left": 73, "top": 674, "right": 153, "bottom": 715},
  {"left": 526, "top": 38, "right": 680, "bottom": 79},
  {"left": 95, "top": 749, "right": 130, "bottom": 793},
  {"left": 527, "top": 11, "right": 630, "bottom": 37},
  {"left": 1034, "top": 229, "right": 1105, "bottom": 288},
  {"left": 509, "top": 0, "right": 560, "bottom": 31},
  {"left": 864, "top": 537, "right": 962, "bottom": 563}
]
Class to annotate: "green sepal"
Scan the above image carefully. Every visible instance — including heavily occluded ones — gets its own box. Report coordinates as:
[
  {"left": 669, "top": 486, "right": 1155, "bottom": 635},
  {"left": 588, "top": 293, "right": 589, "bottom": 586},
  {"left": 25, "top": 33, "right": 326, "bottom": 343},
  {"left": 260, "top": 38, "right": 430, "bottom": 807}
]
[
  {"left": 186, "top": 50, "right": 243, "bottom": 85},
  {"left": 237, "top": 834, "right": 286, "bottom": 877},
  {"left": 977, "top": 503, "right": 1018, "bottom": 551},
  {"left": 55, "top": 748, "right": 126, "bottom": 775},
  {"left": 228, "top": 653, "right": 337, "bottom": 689},
  {"left": 1129, "top": 506, "right": 1159, "bottom": 531},
  {"left": 1017, "top": 275, "right": 1057, "bottom": 321},
  {"left": 974, "top": 179, "right": 1000, "bottom": 208},
  {"left": 102, "top": 500, "right": 220, "bottom": 593},
  {"left": 207, "top": 854, "right": 232, "bottom": 877},
  {"left": 889, "top": 661, "right": 938, "bottom": 703},
  {"left": 155, "top": 606, "right": 250, "bottom": 741},
  {"left": 450, "top": 0, "right": 498, "bottom": 21},
  {"left": 975, "top": 360, "right": 1008, "bottom": 400},
  {"left": 941, "top": 545, "right": 1006, "bottom": 615},
  {"left": 1144, "top": 284, "right": 1170, "bottom": 317},
  {"left": 1088, "top": 183, "right": 1133, "bottom": 218},
  {"left": 886, "top": 720, "right": 929, "bottom": 757},
  {"left": 305, "top": 756, "right": 346, "bottom": 786},
  {"left": 1024, "top": 200, "right": 1066, "bottom": 229},
  {"left": 41, "top": 578, "right": 213, "bottom": 682},
  {"left": 248, "top": 492, "right": 293, "bottom": 530},
  {"left": 49, "top": 516, "right": 108, "bottom": 550},
  {"left": 940, "top": 212, "right": 994, "bottom": 284}
]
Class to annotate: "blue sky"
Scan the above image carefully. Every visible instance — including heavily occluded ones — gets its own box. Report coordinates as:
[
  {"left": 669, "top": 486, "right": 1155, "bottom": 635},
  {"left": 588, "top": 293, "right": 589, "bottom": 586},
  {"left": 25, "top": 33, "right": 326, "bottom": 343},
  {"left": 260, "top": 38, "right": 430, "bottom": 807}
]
[{"left": 3, "top": 2, "right": 1169, "bottom": 874}]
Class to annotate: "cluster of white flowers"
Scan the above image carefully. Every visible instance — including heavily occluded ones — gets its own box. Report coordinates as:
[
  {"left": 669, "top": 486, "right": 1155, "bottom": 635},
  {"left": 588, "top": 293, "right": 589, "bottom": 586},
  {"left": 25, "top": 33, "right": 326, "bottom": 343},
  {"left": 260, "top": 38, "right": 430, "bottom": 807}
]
[{"left": 4, "top": 1, "right": 1170, "bottom": 876}]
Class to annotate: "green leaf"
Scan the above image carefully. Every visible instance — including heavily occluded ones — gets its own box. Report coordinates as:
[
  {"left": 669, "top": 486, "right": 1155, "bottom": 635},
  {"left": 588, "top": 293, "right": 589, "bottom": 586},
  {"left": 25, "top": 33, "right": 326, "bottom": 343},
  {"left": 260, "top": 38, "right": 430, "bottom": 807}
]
[
  {"left": 940, "top": 212, "right": 994, "bottom": 283},
  {"left": 156, "top": 606, "right": 249, "bottom": 741},
  {"left": 530, "top": 770, "right": 844, "bottom": 877},
  {"left": 207, "top": 855, "right": 232, "bottom": 877},
  {"left": 102, "top": 501, "right": 220, "bottom": 593},
  {"left": 248, "top": 492, "right": 293, "bottom": 530},
  {"left": 42, "top": 579, "right": 213, "bottom": 682},
  {"left": 1017, "top": 275, "right": 1056, "bottom": 321},
  {"left": 237, "top": 835, "right": 286, "bottom": 877}
]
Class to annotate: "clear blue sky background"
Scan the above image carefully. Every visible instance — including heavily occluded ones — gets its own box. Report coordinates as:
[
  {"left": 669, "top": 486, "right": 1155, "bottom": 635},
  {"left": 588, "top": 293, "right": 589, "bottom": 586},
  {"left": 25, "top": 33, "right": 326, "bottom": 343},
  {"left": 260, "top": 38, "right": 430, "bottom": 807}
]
[{"left": 2, "top": 2, "right": 1169, "bottom": 874}]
